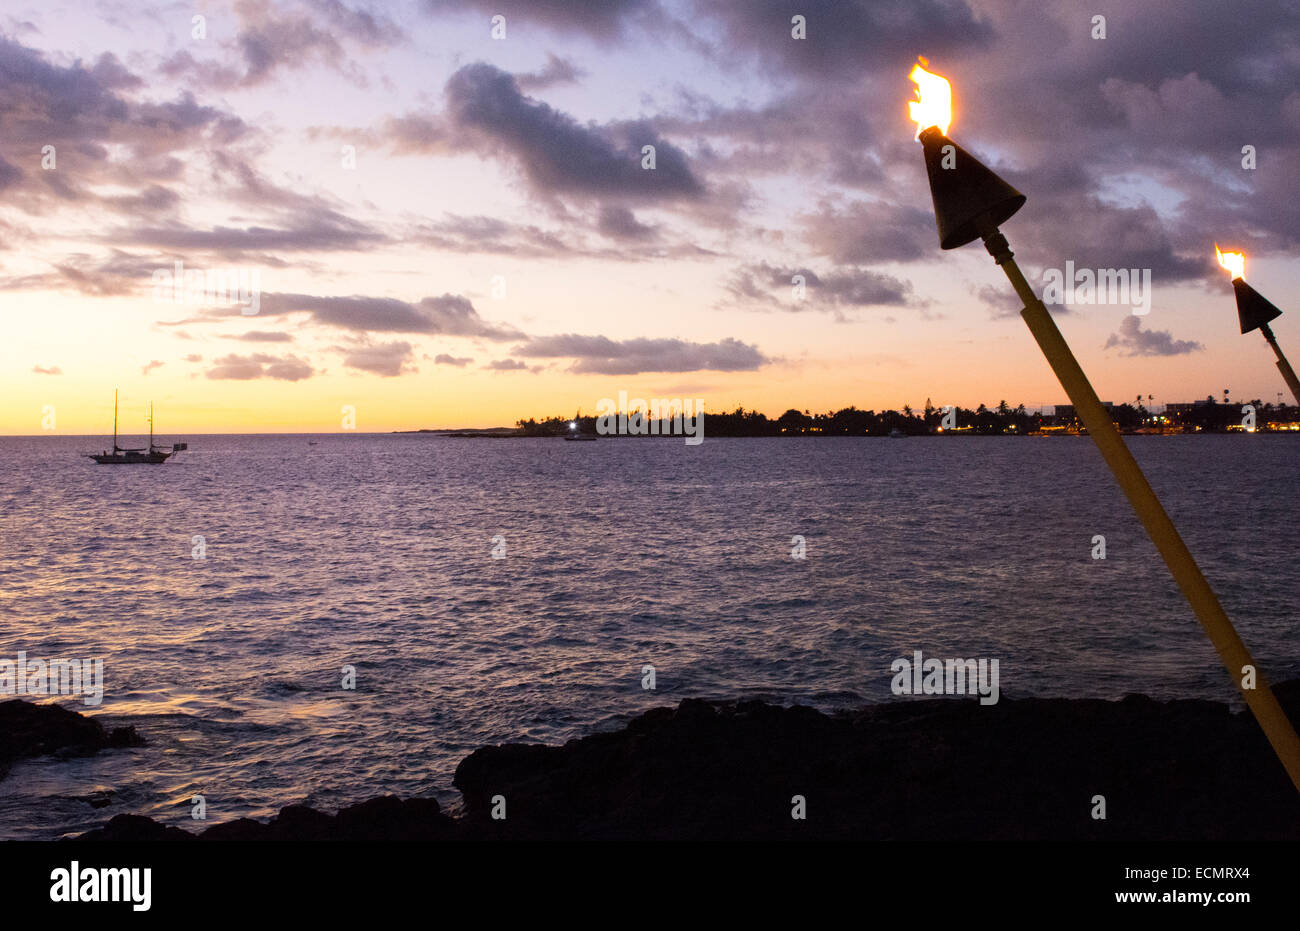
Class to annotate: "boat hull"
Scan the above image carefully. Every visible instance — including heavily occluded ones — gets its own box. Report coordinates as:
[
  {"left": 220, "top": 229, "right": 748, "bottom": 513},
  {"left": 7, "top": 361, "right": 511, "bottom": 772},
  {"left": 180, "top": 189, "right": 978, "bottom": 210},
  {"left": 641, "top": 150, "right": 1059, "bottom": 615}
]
[{"left": 89, "top": 452, "right": 171, "bottom": 464}]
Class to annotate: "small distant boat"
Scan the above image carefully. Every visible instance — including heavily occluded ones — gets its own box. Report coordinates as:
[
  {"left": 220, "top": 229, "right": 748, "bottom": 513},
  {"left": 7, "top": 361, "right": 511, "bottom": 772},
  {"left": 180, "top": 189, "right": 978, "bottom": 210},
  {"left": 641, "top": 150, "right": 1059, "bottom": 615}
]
[
  {"left": 88, "top": 391, "right": 186, "bottom": 465},
  {"left": 889, "top": 428, "right": 907, "bottom": 438}
]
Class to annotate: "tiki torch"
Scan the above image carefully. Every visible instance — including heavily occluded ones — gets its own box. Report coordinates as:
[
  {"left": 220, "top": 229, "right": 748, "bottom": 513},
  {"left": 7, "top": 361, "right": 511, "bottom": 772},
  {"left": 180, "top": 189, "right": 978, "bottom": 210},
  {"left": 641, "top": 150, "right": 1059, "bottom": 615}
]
[
  {"left": 907, "top": 61, "right": 1300, "bottom": 793},
  {"left": 1215, "top": 246, "right": 1300, "bottom": 405}
]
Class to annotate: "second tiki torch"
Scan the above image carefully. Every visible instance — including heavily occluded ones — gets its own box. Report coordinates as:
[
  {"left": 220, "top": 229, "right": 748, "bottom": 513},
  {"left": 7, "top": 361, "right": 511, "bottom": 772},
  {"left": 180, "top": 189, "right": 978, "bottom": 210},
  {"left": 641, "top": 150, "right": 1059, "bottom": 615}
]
[
  {"left": 907, "top": 60, "right": 1300, "bottom": 795},
  {"left": 1214, "top": 246, "right": 1300, "bottom": 406}
]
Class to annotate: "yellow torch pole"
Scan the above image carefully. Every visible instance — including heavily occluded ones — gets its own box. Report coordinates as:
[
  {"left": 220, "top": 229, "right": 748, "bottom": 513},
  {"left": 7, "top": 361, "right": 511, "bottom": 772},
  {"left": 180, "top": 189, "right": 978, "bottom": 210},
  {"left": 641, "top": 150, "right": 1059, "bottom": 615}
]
[
  {"left": 1260, "top": 324, "right": 1300, "bottom": 406},
  {"left": 980, "top": 228, "right": 1300, "bottom": 794}
]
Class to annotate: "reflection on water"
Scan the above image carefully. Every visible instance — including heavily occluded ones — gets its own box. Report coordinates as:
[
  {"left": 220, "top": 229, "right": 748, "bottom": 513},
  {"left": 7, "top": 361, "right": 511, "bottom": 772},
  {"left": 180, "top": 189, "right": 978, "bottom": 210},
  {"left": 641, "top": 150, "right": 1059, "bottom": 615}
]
[{"left": 1, "top": 434, "right": 1296, "bottom": 838}]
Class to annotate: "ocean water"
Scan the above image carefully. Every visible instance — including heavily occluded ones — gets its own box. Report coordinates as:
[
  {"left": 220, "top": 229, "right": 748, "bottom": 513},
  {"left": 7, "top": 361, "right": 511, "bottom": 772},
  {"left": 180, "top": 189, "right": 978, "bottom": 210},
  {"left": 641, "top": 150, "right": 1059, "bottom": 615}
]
[{"left": 1, "top": 434, "right": 1296, "bottom": 839}]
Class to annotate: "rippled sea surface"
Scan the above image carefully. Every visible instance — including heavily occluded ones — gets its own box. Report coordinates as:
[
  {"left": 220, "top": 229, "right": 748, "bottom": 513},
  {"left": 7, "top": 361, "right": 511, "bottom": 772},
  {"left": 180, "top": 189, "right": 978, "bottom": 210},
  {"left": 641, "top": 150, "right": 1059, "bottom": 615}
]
[{"left": 1, "top": 434, "right": 1296, "bottom": 839}]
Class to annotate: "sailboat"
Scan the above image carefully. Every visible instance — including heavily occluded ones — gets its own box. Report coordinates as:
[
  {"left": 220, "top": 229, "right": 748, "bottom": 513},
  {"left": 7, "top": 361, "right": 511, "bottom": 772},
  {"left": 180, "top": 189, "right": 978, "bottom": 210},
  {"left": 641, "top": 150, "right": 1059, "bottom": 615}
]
[{"left": 88, "top": 391, "right": 186, "bottom": 464}]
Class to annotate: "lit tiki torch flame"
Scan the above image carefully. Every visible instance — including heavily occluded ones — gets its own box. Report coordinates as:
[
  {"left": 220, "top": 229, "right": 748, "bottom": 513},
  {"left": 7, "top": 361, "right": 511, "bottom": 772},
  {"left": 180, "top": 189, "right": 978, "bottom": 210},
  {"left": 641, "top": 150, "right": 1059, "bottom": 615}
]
[
  {"left": 1215, "top": 244, "right": 1299, "bottom": 404},
  {"left": 908, "top": 59, "right": 951, "bottom": 137},
  {"left": 1215, "top": 244, "right": 1245, "bottom": 281},
  {"left": 907, "top": 60, "right": 1300, "bottom": 794}
]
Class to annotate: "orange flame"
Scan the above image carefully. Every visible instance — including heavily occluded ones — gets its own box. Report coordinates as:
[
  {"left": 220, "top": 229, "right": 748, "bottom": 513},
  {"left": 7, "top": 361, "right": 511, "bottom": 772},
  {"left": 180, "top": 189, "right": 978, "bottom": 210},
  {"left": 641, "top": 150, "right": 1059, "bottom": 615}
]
[
  {"left": 908, "top": 59, "right": 952, "bottom": 138},
  {"left": 1215, "top": 244, "right": 1245, "bottom": 281}
]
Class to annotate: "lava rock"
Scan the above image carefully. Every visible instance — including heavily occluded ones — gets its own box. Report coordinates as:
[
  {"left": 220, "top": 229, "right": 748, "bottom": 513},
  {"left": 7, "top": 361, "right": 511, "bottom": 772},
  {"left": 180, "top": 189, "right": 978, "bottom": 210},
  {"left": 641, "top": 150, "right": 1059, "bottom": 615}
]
[
  {"left": 451, "top": 685, "right": 1300, "bottom": 840},
  {"left": 0, "top": 699, "right": 144, "bottom": 781},
  {"left": 72, "top": 682, "right": 1300, "bottom": 841}
]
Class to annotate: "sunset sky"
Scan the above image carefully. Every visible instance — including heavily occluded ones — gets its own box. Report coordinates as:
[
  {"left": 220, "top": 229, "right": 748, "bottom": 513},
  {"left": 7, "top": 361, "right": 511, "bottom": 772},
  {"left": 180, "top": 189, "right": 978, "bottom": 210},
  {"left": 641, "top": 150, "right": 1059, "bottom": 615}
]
[{"left": 2, "top": 0, "right": 1298, "bottom": 433}]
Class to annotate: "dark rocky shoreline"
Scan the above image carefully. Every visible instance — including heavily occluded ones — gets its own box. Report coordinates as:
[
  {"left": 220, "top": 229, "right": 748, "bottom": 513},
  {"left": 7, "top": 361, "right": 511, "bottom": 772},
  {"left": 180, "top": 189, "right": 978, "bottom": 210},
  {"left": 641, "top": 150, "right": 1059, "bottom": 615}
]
[
  {"left": 8, "top": 684, "right": 1300, "bottom": 841},
  {"left": 0, "top": 699, "right": 143, "bottom": 782}
]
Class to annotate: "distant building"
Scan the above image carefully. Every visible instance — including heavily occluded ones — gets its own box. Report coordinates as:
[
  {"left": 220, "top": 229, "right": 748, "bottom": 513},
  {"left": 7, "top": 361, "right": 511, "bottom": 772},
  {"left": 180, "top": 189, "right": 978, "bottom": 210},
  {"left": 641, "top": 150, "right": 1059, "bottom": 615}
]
[{"left": 1052, "top": 402, "right": 1111, "bottom": 424}]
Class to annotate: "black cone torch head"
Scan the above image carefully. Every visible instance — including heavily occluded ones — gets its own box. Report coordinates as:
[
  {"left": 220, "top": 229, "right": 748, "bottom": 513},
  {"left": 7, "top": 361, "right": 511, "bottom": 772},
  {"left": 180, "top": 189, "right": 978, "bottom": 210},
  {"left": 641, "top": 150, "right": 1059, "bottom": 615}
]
[
  {"left": 919, "top": 127, "right": 1026, "bottom": 249},
  {"left": 1233, "top": 277, "right": 1283, "bottom": 334}
]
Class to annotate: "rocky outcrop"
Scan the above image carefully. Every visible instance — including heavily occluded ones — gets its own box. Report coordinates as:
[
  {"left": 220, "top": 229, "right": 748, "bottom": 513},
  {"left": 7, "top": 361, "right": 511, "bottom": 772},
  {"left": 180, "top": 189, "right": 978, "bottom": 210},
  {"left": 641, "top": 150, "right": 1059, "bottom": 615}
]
[
  {"left": 69, "top": 681, "right": 1300, "bottom": 841},
  {"left": 0, "top": 699, "right": 143, "bottom": 781},
  {"left": 452, "top": 685, "right": 1300, "bottom": 840}
]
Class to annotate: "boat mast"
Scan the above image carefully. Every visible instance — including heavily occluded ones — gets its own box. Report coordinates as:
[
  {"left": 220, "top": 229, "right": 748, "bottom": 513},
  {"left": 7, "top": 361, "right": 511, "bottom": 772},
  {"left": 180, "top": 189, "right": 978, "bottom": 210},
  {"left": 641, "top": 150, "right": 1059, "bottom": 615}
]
[{"left": 113, "top": 389, "right": 119, "bottom": 451}]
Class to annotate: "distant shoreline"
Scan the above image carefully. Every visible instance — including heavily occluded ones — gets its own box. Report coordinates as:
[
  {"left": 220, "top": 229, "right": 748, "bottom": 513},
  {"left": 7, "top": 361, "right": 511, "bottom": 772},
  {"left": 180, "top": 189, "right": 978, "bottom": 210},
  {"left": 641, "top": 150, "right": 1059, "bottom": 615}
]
[
  {"left": 392, "top": 430, "right": 1296, "bottom": 438},
  {"left": 6, "top": 430, "right": 1296, "bottom": 439}
]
